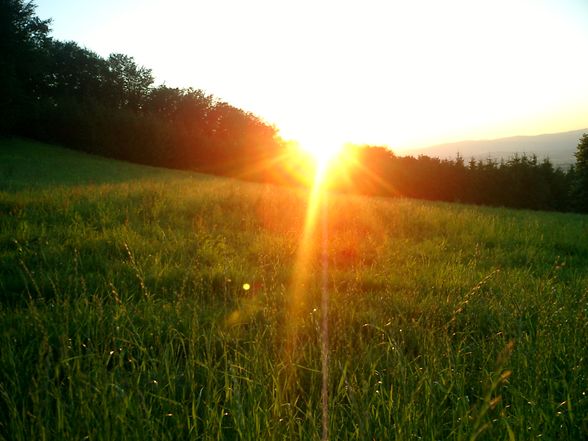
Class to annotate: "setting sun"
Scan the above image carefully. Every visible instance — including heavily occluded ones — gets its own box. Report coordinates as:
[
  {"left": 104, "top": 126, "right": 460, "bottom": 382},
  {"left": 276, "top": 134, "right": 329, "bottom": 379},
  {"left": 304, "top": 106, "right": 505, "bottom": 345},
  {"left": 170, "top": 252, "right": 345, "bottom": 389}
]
[
  {"left": 279, "top": 137, "right": 363, "bottom": 193},
  {"left": 296, "top": 136, "right": 346, "bottom": 171}
]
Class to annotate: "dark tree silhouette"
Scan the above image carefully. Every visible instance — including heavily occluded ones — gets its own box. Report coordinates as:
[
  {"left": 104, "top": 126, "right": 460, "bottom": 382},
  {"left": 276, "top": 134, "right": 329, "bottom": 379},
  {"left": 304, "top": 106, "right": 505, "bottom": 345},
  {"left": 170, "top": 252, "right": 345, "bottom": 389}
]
[
  {"left": 43, "top": 41, "right": 109, "bottom": 102},
  {"left": 0, "top": 0, "right": 51, "bottom": 134},
  {"left": 572, "top": 134, "right": 588, "bottom": 212},
  {"left": 106, "top": 53, "right": 154, "bottom": 111}
]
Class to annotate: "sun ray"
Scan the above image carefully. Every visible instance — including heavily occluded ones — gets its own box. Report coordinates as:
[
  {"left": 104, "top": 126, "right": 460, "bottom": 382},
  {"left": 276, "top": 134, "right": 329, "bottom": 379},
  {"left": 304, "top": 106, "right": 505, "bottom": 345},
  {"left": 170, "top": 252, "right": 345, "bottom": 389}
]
[{"left": 277, "top": 139, "right": 337, "bottom": 412}]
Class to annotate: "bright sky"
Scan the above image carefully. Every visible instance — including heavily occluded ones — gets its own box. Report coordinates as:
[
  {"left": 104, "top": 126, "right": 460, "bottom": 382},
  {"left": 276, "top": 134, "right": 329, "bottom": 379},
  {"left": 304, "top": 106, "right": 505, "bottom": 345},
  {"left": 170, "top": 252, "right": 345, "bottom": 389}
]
[{"left": 35, "top": 0, "right": 588, "bottom": 152}]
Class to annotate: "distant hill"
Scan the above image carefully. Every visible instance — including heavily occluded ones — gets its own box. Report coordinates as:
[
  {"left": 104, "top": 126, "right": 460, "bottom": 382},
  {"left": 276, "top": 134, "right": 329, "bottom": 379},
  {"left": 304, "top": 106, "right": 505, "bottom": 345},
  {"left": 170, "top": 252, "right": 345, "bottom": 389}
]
[{"left": 397, "top": 128, "right": 587, "bottom": 168}]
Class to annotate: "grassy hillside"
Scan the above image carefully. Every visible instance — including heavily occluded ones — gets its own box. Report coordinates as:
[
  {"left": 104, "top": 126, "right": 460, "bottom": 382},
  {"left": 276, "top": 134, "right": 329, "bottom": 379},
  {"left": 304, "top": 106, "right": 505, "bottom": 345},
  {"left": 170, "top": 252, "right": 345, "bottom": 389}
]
[
  {"left": 1, "top": 139, "right": 587, "bottom": 440},
  {"left": 0, "top": 138, "right": 205, "bottom": 190}
]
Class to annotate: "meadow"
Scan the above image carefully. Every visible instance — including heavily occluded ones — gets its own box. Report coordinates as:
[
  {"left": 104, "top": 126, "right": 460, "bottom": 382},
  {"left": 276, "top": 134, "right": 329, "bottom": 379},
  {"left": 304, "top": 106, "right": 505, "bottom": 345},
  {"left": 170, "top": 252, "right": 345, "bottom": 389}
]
[{"left": 1, "top": 139, "right": 587, "bottom": 440}]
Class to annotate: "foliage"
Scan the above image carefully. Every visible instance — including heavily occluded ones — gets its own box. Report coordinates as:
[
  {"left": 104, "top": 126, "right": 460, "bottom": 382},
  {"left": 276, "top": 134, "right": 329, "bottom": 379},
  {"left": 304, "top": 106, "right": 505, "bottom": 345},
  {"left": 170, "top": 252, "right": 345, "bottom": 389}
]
[
  {"left": 106, "top": 53, "right": 154, "bottom": 111},
  {"left": 0, "top": 0, "right": 51, "bottom": 133},
  {"left": 572, "top": 133, "right": 588, "bottom": 212},
  {"left": 2, "top": 1, "right": 284, "bottom": 178},
  {"left": 340, "top": 146, "right": 574, "bottom": 212},
  {"left": 1, "top": 139, "right": 587, "bottom": 439}
]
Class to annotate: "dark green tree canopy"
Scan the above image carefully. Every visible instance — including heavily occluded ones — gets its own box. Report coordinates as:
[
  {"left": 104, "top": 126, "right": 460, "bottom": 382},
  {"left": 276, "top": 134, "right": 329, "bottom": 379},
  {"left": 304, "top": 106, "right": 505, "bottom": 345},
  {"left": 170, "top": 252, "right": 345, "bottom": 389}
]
[
  {"left": 43, "top": 40, "right": 109, "bottom": 103},
  {"left": 575, "top": 134, "right": 588, "bottom": 170},
  {"left": 572, "top": 133, "right": 588, "bottom": 212},
  {"left": 106, "top": 53, "right": 154, "bottom": 111},
  {"left": 0, "top": 0, "right": 51, "bottom": 132}
]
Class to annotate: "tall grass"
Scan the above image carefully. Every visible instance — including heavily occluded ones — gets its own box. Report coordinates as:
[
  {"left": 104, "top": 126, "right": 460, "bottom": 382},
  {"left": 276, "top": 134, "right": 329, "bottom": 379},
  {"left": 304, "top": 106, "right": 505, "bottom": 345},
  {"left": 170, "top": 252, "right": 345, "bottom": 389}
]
[{"left": 1, "top": 139, "right": 587, "bottom": 439}]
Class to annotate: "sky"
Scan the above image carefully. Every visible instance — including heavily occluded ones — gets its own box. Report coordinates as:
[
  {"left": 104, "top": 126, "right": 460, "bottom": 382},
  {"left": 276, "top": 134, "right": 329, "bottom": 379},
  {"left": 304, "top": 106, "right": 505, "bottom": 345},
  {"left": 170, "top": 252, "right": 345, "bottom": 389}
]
[{"left": 35, "top": 0, "right": 588, "bottom": 153}]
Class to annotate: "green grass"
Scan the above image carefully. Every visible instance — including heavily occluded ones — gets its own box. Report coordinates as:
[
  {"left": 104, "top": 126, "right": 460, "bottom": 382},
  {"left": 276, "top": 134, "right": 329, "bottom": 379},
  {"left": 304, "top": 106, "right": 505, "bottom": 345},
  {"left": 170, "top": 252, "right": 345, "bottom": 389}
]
[
  {"left": 0, "top": 138, "right": 203, "bottom": 190},
  {"left": 1, "top": 138, "right": 587, "bottom": 440}
]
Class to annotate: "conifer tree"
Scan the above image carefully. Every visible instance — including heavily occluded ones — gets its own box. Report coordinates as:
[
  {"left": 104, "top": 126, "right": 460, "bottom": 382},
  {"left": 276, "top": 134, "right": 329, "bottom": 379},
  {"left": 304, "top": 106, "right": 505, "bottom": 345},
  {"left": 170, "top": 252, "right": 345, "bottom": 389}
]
[{"left": 572, "top": 133, "right": 588, "bottom": 212}]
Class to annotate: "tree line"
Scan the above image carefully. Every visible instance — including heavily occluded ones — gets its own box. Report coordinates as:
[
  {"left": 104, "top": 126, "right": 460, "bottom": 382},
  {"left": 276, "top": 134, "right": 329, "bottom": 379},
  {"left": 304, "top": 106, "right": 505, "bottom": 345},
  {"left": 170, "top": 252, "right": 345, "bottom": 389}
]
[
  {"left": 335, "top": 146, "right": 587, "bottom": 212},
  {"left": 2, "top": 0, "right": 587, "bottom": 213},
  {"left": 1, "top": 2, "right": 284, "bottom": 178}
]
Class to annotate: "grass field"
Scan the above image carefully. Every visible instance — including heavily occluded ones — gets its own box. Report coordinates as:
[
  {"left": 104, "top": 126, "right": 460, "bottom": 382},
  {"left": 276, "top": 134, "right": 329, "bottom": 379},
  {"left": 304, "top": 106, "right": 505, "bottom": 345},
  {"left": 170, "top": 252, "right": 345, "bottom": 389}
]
[{"left": 1, "top": 138, "right": 587, "bottom": 440}]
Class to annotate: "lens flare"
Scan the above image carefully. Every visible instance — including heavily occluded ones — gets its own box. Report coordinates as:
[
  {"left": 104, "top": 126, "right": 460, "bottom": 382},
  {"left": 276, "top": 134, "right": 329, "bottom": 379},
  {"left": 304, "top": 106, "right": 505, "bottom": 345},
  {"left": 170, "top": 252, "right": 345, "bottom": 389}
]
[
  {"left": 281, "top": 135, "right": 345, "bottom": 440},
  {"left": 297, "top": 135, "right": 345, "bottom": 175}
]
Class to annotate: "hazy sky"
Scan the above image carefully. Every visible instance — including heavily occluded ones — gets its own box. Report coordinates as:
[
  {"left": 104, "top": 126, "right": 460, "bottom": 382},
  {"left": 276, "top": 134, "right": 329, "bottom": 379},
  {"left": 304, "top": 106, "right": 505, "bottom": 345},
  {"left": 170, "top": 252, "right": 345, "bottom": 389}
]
[{"left": 35, "top": 0, "right": 588, "bottom": 152}]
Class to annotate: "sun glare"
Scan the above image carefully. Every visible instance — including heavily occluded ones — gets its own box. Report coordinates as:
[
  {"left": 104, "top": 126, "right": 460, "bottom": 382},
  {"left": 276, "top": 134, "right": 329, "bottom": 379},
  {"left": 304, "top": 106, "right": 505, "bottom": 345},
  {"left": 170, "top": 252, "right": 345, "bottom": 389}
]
[
  {"left": 297, "top": 137, "right": 345, "bottom": 176},
  {"left": 299, "top": 136, "right": 344, "bottom": 168}
]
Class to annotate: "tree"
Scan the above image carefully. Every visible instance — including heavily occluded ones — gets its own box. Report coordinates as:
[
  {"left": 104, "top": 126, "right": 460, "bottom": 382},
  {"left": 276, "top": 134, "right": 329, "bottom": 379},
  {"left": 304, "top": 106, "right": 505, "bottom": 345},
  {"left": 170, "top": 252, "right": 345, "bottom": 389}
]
[
  {"left": 572, "top": 133, "right": 588, "bottom": 212},
  {"left": 0, "top": 0, "right": 51, "bottom": 134},
  {"left": 106, "top": 53, "right": 154, "bottom": 111},
  {"left": 43, "top": 40, "right": 109, "bottom": 104}
]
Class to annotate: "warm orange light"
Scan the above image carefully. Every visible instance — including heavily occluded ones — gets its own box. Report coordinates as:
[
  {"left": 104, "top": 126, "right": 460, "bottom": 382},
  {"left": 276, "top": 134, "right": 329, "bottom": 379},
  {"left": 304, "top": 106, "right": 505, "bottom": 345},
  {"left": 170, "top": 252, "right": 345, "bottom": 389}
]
[
  {"left": 290, "top": 135, "right": 353, "bottom": 191},
  {"left": 303, "top": 145, "right": 343, "bottom": 171},
  {"left": 268, "top": 136, "right": 361, "bottom": 193},
  {"left": 297, "top": 137, "right": 345, "bottom": 174}
]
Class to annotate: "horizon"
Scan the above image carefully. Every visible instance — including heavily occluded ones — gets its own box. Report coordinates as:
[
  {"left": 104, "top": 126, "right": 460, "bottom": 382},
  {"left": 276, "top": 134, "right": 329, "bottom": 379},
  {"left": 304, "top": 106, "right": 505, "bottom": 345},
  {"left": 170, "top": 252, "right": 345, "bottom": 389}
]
[
  {"left": 35, "top": 0, "right": 588, "bottom": 151},
  {"left": 398, "top": 126, "right": 588, "bottom": 155}
]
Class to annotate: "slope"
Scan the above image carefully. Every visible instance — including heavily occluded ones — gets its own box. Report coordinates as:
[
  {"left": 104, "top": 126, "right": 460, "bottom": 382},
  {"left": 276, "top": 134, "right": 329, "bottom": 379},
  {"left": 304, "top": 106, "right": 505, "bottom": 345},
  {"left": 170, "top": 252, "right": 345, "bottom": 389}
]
[
  {"left": 0, "top": 138, "right": 210, "bottom": 190},
  {"left": 1, "top": 138, "right": 587, "bottom": 440}
]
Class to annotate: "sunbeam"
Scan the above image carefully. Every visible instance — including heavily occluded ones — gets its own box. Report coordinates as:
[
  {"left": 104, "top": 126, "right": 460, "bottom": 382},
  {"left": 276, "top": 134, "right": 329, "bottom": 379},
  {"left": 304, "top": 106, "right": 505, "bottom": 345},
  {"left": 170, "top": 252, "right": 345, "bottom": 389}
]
[{"left": 282, "top": 142, "right": 336, "bottom": 440}]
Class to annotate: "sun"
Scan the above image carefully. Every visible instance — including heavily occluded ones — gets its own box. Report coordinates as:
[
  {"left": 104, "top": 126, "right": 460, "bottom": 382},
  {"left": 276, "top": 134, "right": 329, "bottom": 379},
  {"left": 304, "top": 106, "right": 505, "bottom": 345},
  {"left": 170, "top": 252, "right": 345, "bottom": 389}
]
[
  {"left": 278, "top": 134, "right": 355, "bottom": 189},
  {"left": 296, "top": 135, "right": 345, "bottom": 172}
]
